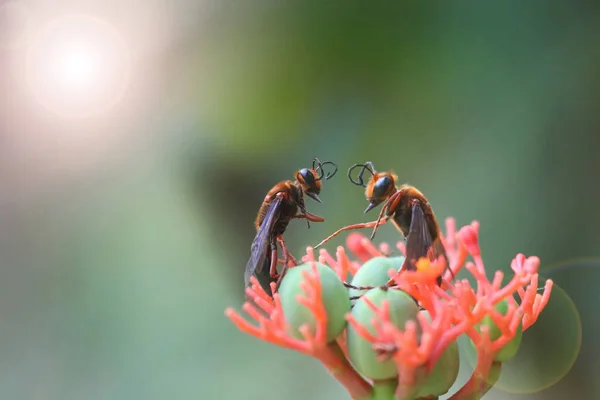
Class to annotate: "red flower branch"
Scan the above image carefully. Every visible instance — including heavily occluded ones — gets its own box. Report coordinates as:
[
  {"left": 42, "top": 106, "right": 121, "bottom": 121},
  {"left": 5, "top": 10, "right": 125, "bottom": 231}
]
[
  {"left": 225, "top": 257, "right": 372, "bottom": 400},
  {"left": 227, "top": 216, "right": 554, "bottom": 400},
  {"left": 334, "top": 219, "right": 553, "bottom": 399}
]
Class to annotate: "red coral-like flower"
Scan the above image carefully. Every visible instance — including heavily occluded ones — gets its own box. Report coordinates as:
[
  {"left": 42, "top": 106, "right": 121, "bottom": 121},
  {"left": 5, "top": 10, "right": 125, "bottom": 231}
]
[
  {"left": 226, "top": 217, "right": 553, "bottom": 400},
  {"left": 225, "top": 252, "right": 372, "bottom": 399}
]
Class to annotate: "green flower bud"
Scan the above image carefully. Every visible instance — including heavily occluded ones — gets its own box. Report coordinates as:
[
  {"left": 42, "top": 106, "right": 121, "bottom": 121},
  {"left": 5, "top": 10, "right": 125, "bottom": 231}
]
[
  {"left": 414, "top": 311, "right": 460, "bottom": 397},
  {"left": 349, "top": 256, "right": 405, "bottom": 304},
  {"left": 278, "top": 262, "right": 351, "bottom": 343},
  {"left": 347, "top": 288, "right": 420, "bottom": 380},
  {"left": 474, "top": 298, "right": 523, "bottom": 362}
]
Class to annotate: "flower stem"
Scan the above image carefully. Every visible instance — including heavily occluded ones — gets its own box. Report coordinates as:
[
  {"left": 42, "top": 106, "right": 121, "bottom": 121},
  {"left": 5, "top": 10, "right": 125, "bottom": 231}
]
[
  {"left": 319, "top": 341, "right": 372, "bottom": 400},
  {"left": 370, "top": 379, "right": 442, "bottom": 400},
  {"left": 449, "top": 360, "right": 502, "bottom": 400},
  {"left": 370, "top": 380, "right": 396, "bottom": 400}
]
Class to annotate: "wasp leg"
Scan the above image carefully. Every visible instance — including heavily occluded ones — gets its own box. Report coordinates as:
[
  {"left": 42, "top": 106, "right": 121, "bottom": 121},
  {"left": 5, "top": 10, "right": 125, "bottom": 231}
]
[
  {"left": 277, "top": 235, "right": 298, "bottom": 267},
  {"left": 272, "top": 236, "right": 296, "bottom": 294},
  {"left": 269, "top": 239, "right": 280, "bottom": 279},
  {"left": 292, "top": 212, "right": 325, "bottom": 223},
  {"left": 313, "top": 218, "right": 390, "bottom": 249},
  {"left": 296, "top": 200, "right": 325, "bottom": 229},
  {"left": 297, "top": 202, "right": 311, "bottom": 229}
]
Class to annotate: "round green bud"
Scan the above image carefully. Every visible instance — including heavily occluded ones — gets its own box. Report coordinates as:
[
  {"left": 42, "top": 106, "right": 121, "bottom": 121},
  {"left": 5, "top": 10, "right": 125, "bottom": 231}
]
[
  {"left": 347, "top": 287, "right": 420, "bottom": 380},
  {"left": 474, "top": 298, "right": 523, "bottom": 362},
  {"left": 349, "top": 256, "right": 405, "bottom": 305},
  {"left": 278, "top": 262, "right": 351, "bottom": 343},
  {"left": 414, "top": 311, "right": 460, "bottom": 397}
]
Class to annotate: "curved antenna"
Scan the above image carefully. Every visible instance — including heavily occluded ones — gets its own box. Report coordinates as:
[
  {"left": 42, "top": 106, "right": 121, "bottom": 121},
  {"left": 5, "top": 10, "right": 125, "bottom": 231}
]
[
  {"left": 313, "top": 158, "right": 338, "bottom": 181},
  {"left": 347, "top": 161, "right": 376, "bottom": 187}
]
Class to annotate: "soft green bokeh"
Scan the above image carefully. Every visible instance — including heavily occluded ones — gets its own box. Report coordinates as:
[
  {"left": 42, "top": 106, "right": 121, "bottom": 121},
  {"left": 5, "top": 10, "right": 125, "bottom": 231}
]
[{"left": 2, "top": 0, "right": 599, "bottom": 399}]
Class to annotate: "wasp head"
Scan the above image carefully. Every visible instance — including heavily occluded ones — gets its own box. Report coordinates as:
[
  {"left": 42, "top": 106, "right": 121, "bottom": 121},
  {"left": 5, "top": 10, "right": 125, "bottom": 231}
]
[
  {"left": 295, "top": 158, "right": 338, "bottom": 203},
  {"left": 296, "top": 168, "right": 322, "bottom": 203},
  {"left": 348, "top": 161, "right": 397, "bottom": 213},
  {"left": 364, "top": 172, "right": 397, "bottom": 212}
]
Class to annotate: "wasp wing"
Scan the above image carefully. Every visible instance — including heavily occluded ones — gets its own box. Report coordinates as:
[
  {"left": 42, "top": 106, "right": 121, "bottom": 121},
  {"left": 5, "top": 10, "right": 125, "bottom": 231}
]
[
  {"left": 404, "top": 203, "right": 449, "bottom": 285},
  {"left": 403, "top": 203, "right": 433, "bottom": 271},
  {"left": 244, "top": 196, "right": 283, "bottom": 287}
]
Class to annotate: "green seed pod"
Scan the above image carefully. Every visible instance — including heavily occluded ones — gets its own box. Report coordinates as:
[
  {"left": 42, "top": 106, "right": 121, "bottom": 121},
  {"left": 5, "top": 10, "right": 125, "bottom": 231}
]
[
  {"left": 474, "top": 298, "right": 523, "bottom": 362},
  {"left": 347, "top": 287, "right": 420, "bottom": 380},
  {"left": 278, "top": 262, "right": 351, "bottom": 343},
  {"left": 349, "top": 256, "right": 405, "bottom": 304},
  {"left": 414, "top": 311, "right": 460, "bottom": 397}
]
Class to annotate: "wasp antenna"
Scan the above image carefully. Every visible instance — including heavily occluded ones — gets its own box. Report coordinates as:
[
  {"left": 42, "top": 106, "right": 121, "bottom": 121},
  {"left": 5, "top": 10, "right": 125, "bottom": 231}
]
[
  {"left": 348, "top": 161, "right": 376, "bottom": 187},
  {"left": 322, "top": 161, "right": 338, "bottom": 180},
  {"left": 314, "top": 159, "right": 338, "bottom": 181},
  {"left": 312, "top": 158, "right": 321, "bottom": 171}
]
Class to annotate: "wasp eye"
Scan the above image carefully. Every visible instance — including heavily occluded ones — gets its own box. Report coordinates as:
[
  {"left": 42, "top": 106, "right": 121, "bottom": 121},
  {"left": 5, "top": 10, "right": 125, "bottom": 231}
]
[
  {"left": 372, "top": 176, "right": 392, "bottom": 199},
  {"left": 299, "top": 168, "right": 316, "bottom": 187}
]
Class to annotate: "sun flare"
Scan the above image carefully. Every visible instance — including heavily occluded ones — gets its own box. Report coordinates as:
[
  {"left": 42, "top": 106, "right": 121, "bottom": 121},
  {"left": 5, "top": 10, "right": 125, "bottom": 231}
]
[{"left": 26, "top": 13, "right": 131, "bottom": 118}]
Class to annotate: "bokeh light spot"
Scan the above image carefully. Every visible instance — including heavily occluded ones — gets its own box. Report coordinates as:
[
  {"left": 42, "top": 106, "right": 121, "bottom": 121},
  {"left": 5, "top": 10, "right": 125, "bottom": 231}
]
[
  {"left": 462, "top": 276, "right": 582, "bottom": 394},
  {"left": 26, "top": 13, "right": 131, "bottom": 118}
]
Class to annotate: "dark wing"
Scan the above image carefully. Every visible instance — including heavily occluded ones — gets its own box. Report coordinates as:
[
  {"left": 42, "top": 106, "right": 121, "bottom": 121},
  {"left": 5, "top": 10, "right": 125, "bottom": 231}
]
[
  {"left": 244, "top": 196, "right": 283, "bottom": 287},
  {"left": 403, "top": 203, "right": 433, "bottom": 272},
  {"left": 404, "top": 203, "right": 449, "bottom": 285}
]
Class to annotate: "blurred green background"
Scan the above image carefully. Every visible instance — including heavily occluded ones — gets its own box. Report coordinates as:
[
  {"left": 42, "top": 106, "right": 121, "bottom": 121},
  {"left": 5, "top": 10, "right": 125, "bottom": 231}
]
[{"left": 1, "top": 0, "right": 599, "bottom": 399}]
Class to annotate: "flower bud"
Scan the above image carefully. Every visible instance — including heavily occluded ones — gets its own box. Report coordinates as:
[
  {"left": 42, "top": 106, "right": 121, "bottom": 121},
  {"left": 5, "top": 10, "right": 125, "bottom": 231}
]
[
  {"left": 348, "top": 256, "right": 405, "bottom": 304},
  {"left": 414, "top": 311, "right": 460, "bottom": 397},
  {"left": 347, "top": 288, "right": 419, "bottom": 380},
  {"left": 278, "top": 262, "right": 351, "bottom": 342}
]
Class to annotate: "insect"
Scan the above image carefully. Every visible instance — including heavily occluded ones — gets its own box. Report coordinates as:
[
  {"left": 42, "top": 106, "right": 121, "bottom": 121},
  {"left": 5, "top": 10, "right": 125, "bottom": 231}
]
[
  {"left": 314, "top": 161, "right": 451, "bottom": 286},
  {"left": 244, "top": 158, "right": 338, "bottom": 295}
]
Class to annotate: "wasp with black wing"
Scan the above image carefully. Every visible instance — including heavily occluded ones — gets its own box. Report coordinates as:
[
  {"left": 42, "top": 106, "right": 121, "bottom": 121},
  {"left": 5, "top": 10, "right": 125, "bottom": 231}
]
[
  {"left": 314, "top": 161, "right": 451, "bottom": 286},
  {"left": 244, "top": 158, "right": 338, "bottom": 295}
]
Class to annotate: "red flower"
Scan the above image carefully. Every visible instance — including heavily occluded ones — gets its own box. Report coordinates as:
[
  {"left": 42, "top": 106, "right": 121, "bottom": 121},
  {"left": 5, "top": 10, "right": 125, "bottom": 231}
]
[{"left": 225, "top": 217, "right": 553, "bottom": 400}]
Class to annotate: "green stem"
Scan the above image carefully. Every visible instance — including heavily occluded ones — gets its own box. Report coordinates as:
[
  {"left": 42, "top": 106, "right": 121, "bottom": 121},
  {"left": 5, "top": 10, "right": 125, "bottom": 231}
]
[
  {"left": 320, "top": 341, "right": 372, "bottom": 400},
  {"left": 449, "top": 361, "right": 501, "bottom": 400},
  {"left": 371, "top": 380, "right": 397, "bottom": 400},
  {"left": 369, "top": 380, "right": 439, "bottom": 400}
]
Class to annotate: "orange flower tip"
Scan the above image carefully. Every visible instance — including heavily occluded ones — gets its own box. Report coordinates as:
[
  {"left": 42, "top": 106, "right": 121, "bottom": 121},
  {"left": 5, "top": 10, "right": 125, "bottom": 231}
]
[
  {"left": 458, "top": 225, "right": 480, "bottom": 256},
  {"left": 242, "top": 302, "right": 255, "bottom": 313},
  {"left": 346, "top": 232, "right": 369, "bottom": 253},
  {"left": 304, "top": 248, "right": 316, "bottom": 263},
  {"left": 224, "top": 307, "right": 238, "bottom": 318},
  {"left": 524, "top": 256, "right": 541, "bottom": 274}
]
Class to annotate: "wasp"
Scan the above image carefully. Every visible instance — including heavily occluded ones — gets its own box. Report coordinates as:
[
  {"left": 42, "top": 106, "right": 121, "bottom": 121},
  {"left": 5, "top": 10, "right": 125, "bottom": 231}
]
[
  {"left": 314, "top": 161, "right": 451, "bottom": 286},
  {"left": 244, "top": 158, "right": 338, "bottom": 295}
]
